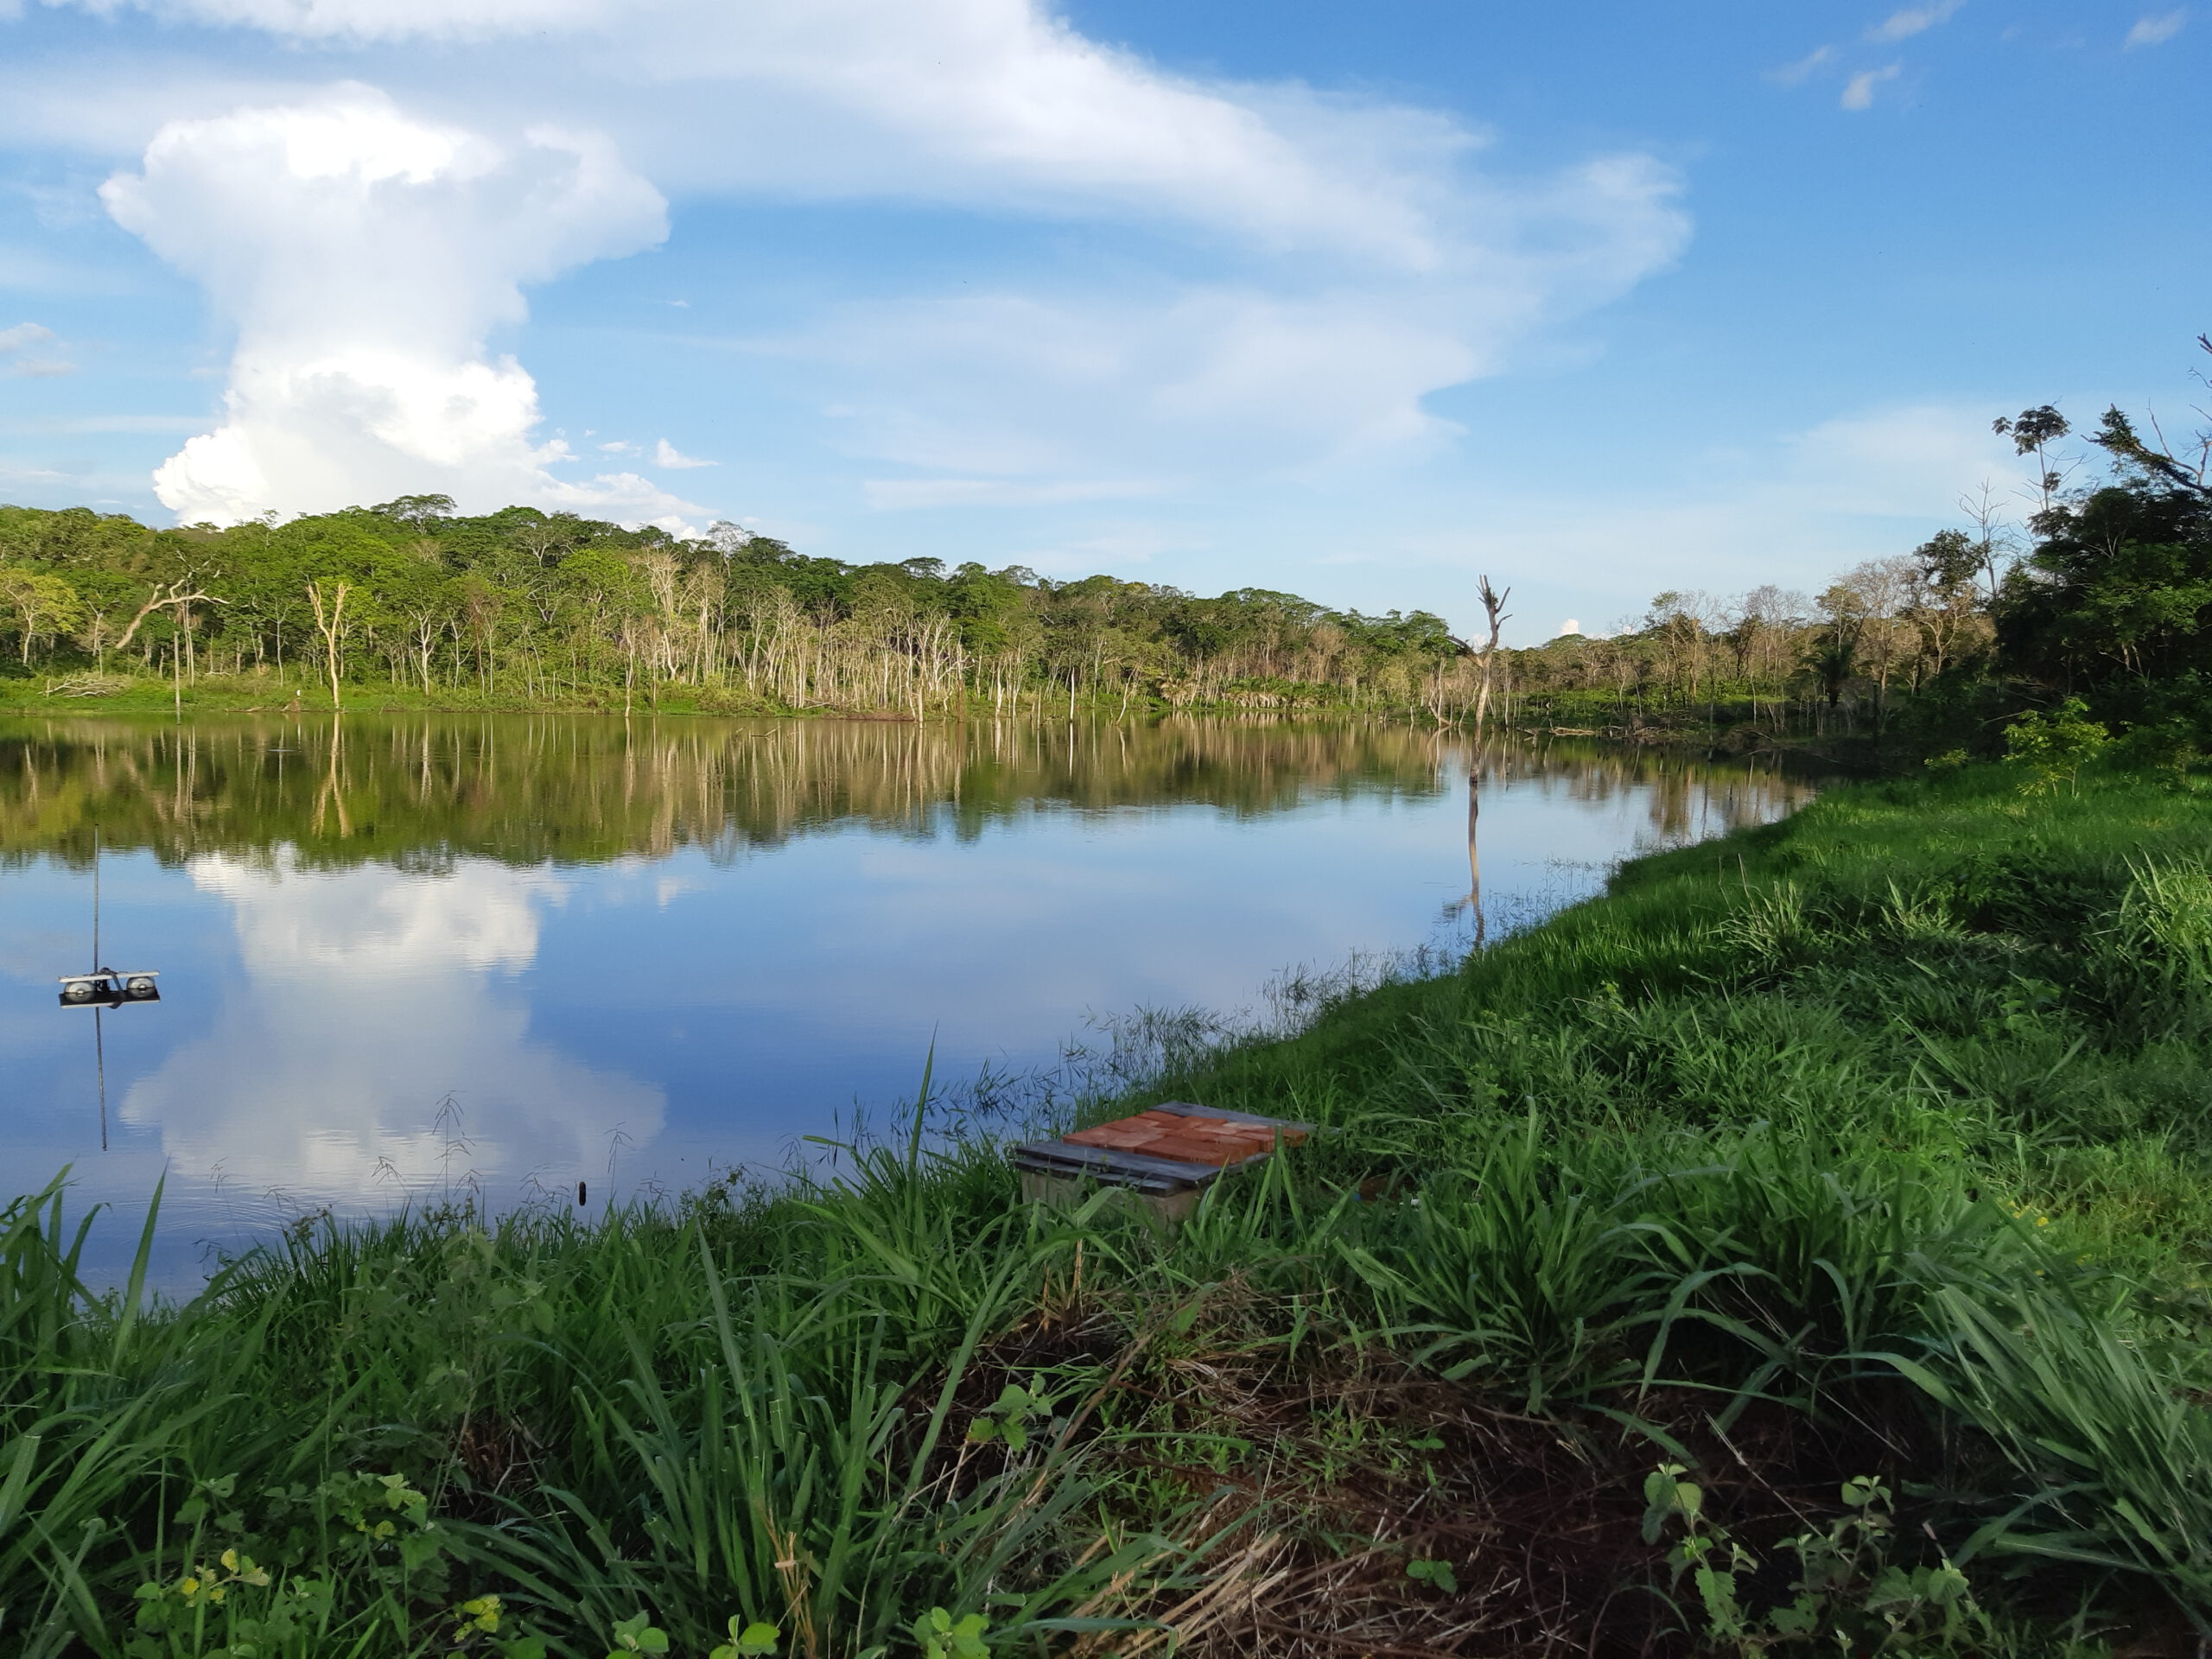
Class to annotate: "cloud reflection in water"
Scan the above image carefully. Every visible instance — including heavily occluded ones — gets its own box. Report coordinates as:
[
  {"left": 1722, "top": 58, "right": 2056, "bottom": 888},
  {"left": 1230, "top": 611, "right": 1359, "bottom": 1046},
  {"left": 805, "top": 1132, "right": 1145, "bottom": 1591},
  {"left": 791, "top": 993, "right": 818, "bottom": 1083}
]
[{"left": 124, "top": 850, "right": 664, "bottom": 1203}]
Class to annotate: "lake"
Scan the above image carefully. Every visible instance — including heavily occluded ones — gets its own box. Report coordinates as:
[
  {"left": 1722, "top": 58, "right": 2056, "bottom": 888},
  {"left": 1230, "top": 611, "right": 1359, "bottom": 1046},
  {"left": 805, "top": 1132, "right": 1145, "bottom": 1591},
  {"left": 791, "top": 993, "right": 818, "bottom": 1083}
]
[{"left": 0, "top": 714, "right": 1816, "bottom": 1281}]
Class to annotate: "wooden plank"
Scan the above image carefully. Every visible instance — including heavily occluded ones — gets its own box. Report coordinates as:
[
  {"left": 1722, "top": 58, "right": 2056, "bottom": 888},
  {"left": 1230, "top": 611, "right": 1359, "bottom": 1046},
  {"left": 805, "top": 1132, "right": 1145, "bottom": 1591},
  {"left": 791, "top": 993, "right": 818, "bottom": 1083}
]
[
  {"left": 1014, "top": 1143, "right": 1281, "bottom": 1190},
  {"left": 1010, "top": 1141, "right": 1217, "bottom": 1183},
  {"left": 1065, "top": 1122, "right": 1292, "bottom": 1166},
  {"left": 1148, "top": 1101, "right": 1313, "bottom": 1133},
  {"left": 1008, "top": 1141, "right": 1219, "bottom": 1185},
  {"left": 1010, "top": 1158, "right": 1184, "bottom": 1195},
  {"left": 1034, "top": 1173, "right": 1180, "bottom": 1198}
]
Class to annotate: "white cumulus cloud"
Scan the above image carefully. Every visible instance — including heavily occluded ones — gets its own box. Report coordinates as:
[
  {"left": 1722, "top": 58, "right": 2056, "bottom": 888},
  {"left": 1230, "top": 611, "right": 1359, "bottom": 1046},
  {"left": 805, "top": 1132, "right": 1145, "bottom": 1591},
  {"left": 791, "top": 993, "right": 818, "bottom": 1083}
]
[
  {"left": 775, "top": 151, "right": 1686, "bottom": 493},
  {"left": 1, "top": 319, "right": 74, "bottom": 375},
  {"left": 1840, "top": 65, "right": 1901, "bottom": 110},
  {"left": 51, "top": 0, "right": 1456, "bottom": 266},
  {"left": 652, "top": 437, "right": 713, "bottom": 469},
  {"left": 15, "top": 0, "right": 1700, "bottom": 517},
  {"left": 1768, "top": 45, "right": 1835, "bottom": 85},
  {"left": 2125, "top": 10, "right": 2187, "bottom": 46},
  {"left": 100, "top": 85, "right": 696, "bottom": 524},
  {"left": 1866, "top": 1, "right": 1963, "bottom": 42}
]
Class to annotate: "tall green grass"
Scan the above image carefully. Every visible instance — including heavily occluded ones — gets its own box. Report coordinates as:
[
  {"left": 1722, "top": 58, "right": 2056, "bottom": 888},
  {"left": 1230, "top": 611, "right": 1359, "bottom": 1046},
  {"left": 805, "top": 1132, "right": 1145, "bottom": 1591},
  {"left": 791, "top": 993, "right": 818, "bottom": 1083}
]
[{"left": 7, "top": 759, "right": 2212, "bottom": 1652}]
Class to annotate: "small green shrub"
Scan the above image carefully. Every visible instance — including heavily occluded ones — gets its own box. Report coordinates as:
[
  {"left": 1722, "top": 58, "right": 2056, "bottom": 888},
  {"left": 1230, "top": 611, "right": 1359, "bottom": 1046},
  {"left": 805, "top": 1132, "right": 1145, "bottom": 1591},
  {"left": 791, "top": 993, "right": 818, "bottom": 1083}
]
[
  {"left": 2002, "top": 699, "right": 2109, "bottom": 795},
  {"left": 1643, "top": 1465, "right": 1995, "bottom": 1652}
]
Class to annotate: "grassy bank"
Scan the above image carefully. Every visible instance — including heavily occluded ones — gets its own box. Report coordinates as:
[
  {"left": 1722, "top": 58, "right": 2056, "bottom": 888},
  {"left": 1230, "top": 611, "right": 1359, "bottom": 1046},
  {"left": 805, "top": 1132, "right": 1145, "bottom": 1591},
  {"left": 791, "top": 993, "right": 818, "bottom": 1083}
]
[
  {"left": 9, "top": 760, "right": 2212, "bottom": 1656},
  {"left": 0, "top": 671, "right": 1417, "bottom": 723},
  {"left": 0, "top": 671, "right": 804, "bottom": 718}
]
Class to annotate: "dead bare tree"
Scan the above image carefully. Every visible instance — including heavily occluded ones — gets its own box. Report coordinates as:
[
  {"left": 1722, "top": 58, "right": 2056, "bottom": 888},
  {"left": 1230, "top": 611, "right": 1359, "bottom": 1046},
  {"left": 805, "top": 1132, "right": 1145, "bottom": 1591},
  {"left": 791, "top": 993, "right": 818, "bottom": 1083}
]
[
  {"left": 1957, "top": 481, "right": 2021, "bottom": 607},
  {"left": 307, "top": 579, "right": 352, "bottom": 710},
  {"left": 1471, "top": 575, "right": 1512, "bottom": 740},
  {"left": 1458, "top": 575, "right": 1513, "bottom": 950},
  {"left": 109, "top": 576, "right": 226, "bottom": 666}
]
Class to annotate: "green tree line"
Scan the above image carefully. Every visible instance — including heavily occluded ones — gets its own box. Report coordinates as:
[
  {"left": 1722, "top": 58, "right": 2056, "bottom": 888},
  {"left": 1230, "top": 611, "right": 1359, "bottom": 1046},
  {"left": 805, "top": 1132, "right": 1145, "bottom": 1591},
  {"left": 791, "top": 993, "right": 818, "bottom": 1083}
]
[{"left": 0, "top": 498, "right": 1478, "bottom": 717}]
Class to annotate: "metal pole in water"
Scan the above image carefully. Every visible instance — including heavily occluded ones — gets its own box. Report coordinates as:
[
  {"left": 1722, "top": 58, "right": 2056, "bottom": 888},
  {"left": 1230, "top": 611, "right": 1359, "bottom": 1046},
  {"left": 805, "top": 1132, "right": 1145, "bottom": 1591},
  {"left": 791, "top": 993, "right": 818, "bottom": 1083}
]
[
  {"left": 92, "top": 827, "right": 100, "bottom": 970},
  {"left": 95, "top": 1005, "right": 108, "bottom": 1152}
]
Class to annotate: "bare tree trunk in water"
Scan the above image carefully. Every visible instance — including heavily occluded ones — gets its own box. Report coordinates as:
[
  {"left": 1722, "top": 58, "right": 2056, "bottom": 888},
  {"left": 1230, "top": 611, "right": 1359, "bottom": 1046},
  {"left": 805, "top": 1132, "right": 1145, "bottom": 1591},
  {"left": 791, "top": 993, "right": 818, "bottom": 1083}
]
[
  {"left": 1472, "top": 575, "right": 1512, "bottom": 741},
  {"left": 1466, "top": 765, "right": 1484, "bottom": 948},
  {"left": 1465, "top": 568, "right": 1510, "bottom": 950}
]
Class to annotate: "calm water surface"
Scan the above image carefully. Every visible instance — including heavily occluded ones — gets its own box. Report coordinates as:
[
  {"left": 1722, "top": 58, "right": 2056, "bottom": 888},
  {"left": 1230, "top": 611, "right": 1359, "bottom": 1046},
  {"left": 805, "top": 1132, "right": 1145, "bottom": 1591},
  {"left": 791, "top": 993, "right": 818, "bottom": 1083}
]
[{"left": 1, "top": 715, "right": 1816, "bottom": 1281}]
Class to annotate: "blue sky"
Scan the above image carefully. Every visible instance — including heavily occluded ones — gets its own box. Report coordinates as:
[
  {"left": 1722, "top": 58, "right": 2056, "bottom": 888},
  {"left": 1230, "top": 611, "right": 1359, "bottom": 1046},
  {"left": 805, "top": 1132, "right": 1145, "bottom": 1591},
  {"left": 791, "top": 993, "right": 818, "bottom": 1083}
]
[{"left": 0, "top": 0, "right": 2202, "bottom": 640}]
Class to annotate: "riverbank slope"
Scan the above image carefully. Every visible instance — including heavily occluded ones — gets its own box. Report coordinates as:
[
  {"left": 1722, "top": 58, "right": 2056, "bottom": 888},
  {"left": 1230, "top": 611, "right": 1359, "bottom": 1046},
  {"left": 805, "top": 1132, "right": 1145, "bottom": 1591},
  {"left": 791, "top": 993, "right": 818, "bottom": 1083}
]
[{"left": 6, "top": 758, "right": 2209, "bottom": 1656}]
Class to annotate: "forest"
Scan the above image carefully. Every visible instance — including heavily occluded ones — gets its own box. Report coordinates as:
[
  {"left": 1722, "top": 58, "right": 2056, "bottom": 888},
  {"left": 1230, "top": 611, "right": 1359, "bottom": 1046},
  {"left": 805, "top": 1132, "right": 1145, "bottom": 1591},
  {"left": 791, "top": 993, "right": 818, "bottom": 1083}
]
[
  {"left": 0, "top": 500, "right": 1471, "bottom": 717},
  {"left": 2, "top": 371, "right": 2201, "bottom": 740}
]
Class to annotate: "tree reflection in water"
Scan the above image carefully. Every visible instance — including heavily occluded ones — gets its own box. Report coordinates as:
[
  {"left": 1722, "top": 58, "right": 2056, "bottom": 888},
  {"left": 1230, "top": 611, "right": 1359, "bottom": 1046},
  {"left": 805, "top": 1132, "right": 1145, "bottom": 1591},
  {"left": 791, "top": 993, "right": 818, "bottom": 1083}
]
[
  {"left": 2, "top": 713, "right": 1809, "bottom": 868},
  {"left": 0, "top": 714, "right": 1818, "bottom": 1283}
]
